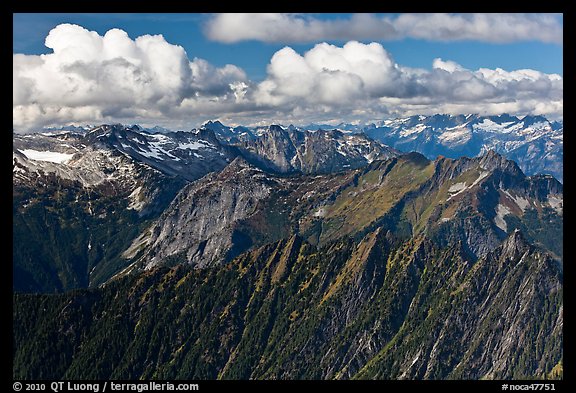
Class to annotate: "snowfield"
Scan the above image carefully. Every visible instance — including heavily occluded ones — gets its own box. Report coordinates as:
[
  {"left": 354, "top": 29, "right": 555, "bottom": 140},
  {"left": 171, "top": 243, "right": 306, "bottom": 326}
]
[{"left": 18, "top": 149, "right": 74, "bottom": 164}]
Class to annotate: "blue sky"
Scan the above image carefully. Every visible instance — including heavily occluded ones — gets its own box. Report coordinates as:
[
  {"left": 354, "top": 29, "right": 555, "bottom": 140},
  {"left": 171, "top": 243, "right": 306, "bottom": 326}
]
[{"left": 13, "top": 13, "right": 563, "bottom": 130}]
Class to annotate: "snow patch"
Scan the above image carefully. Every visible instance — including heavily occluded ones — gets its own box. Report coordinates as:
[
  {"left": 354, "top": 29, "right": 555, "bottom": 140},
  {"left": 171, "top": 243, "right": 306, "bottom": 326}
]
[
  {"left": 120, "top": 142, "right": 137, "bottom": 151},
  {"left": 446, "top": 171, "right": 490, "bottom": 202},
  {"left": 363, "top": 151, "right": 378, "bottom": 162},
  {"left": 141, "top": 142, "right": 179, "bottom": 160},
  {"left": 13, "top": 164, "right": 26, "bottom": 174},
  {"left": 147, "top": 133, "right": 171, "bottom": 143},
  {"left": 313, "top": 207, "right": 326, "bottom": 218},
  {"left": 177, "top": 140, "right": 213, "bottom": 151},
  {"left": 448, "top": 182, "right": 467, "bottom": 193},
  {"left": 471, "top": 171, "right": 490, "bottom": 187},
  {"left": 473, "top": 119, "right": 521, "bottom": 134},
  {"left": 514, "top": 196, "right": 530, "bottom": 213},
  {"left": 438, "top": 127, "right": 471, "bottom": 145},
  {"left": 514, "top": 196, "right": 530, "bottom": 212},
  {"left": 503, "top": 190, "right": 530, "bottom": 212},
  {"left": 447, "top": 182, "right": 469, "bottom": 201},
  {"left": 399, "top": 124, "right": 426, "bottom": 137},
  {"left": 547, "top": 195, "right": 563, "bottom": 214},
  {"left": 336, "top": 144, "right": 348, "bottom": 157},
  {"left": 18, "top": 149, "right": 74, "bottom": 164},
  {"left": 127, "top": 186, "right": 145, "bottom": 211},
  {"left": 494, "top": 204, "right": 511, "bottom": 232}
]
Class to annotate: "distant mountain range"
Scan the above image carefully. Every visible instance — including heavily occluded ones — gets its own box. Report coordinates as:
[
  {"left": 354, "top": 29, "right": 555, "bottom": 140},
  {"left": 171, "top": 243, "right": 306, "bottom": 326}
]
[
  {"left": 199, "top": 114, "right": 563, "bottom": 182},
  {"left": 39, "top": 113, "right": 562, "bottom": 182},
  {"left": 360, "top": 114, "right": 563, "bottom": 183}
]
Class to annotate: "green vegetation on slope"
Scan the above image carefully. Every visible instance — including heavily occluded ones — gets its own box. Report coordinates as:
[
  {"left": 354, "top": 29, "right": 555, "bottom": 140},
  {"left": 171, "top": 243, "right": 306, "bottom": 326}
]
[
  {"left": 13, "top": 229, "right": 562, "bottom": 380},
  {"left": 321, "top": 154, "right": 434, "bottom": 244},
  {"left": 13, "top": 172, "right": 183, "bottom": 292}
]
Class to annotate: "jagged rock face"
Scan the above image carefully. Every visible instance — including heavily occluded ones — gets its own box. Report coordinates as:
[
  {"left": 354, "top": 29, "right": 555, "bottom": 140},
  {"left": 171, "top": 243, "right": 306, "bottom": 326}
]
[
  {"left": 12, "top": 122, "right": 399, "bottom": 186},
  {"left": 13, "top": 124, "right": 238, "bottom": 186},
  {"left": 241, "top": 125, "right": 299, "bottom": 172},
  {"left": 415, "top": 151, "right": 562, "bottom": 259},
  {"left": 12, "top": 124, "right": 400, "bottom": 291},
  {"left": 125, "top": 150, "right": 562, "bottom": 275},
  {"left": 201, "top": 120, "right": 256, "bottom": 144},
  {"left": 14, "top": 123, "right": 562, "bottom": 292},
  {"left": 238, "top": 126, "right": 399, "bottom": 174},
  {"left": 132, "top": 158, "right": 276, "bottom": 269},
  {"left": 83, "top": 124, "right": 239, "bottom": 182},
  {"left": 13, "top": 229, "right": 562, "bottom": 380},
  {"left": 354, "top": 230, "right": 562, "bottom": 380}
]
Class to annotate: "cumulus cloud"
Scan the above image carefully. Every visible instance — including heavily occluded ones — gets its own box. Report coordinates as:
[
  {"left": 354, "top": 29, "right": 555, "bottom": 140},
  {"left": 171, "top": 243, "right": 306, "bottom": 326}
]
[
  {"left": 13, "top": 24, "right": 248, "bottom": 130},
  {"left": 13, "top": 24, "right": 562, "bottom": 130},
  {"left": 204, "top": 13, "right": 563, "bottom": 44},
  {"left": 253, "top": 42, "right": 563, "bottom": 121}
]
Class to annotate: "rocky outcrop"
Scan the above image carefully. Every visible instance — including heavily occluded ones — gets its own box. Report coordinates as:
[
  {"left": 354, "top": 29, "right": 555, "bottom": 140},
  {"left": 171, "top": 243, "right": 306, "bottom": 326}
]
[
  {"left": 134, "top": 158, "right": 277, "bottom": 269},
  {"left": 85, "top": 124, "right": 239, "bottom": 182},
  {"left": 12, "top": 124, "right": 563, "bottom": 380},
  {"left": 238, "top": 126, "right": 398, "bottom": 174}
]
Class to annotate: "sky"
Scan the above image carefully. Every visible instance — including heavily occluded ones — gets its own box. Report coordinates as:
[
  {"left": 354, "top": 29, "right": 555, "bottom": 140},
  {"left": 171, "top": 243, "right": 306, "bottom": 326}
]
[{"left": 13, "top": 13, "right": 563, "bottom": 131}]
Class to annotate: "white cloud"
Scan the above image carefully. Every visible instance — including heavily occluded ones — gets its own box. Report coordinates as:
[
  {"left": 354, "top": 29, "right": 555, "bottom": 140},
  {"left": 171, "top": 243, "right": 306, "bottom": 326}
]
[
  {"left": 204, "top": 13, "right": 562, "bottom": 44},
  {"left": 13, "top": 25, "right": 563, "bottom": 130},
  {"left": 254, "top": 41, "right": 404, "bottom": 106},
  {"left": 13, "top": 24, "right": 248, "bottom": 130},
  {"left": 204, "top": 13, "right": 398, "bottom": 44},
  {"left": 391, "top": 13, "right": 562, "bottom": 44},
  {"left": 432, "top": 58, "right": 466, "bottom": 73},
  {"left": 253, "top": 41, "right": 562, "bottom": 122}
]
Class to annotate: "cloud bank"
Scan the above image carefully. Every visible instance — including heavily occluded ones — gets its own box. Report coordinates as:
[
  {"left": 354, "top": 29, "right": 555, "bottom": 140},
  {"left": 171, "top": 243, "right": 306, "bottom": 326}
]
[
  {"left": 13, "top": 24, "right": 563, "bottom": 130},
  {"left": 204, "top": 13, "right": 563, "bottom": 45},
  {"left": 13, "top": 24, "right": 248, "bottom": 130}
]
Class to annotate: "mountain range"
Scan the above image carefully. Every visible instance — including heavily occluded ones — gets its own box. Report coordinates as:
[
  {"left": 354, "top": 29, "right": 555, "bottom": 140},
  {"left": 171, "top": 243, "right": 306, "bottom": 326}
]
[
  {"left": 361, "top": 114, "right": 563, "bottom": 183},
  {"left": 240, "top": 114, "right": 563, "bottom": 182},
  {"left": 12, "top": 116, "right": 563, "bottom": 380},
  {"left": 37, "top": 113, "right": 563, "bottom": 182}
]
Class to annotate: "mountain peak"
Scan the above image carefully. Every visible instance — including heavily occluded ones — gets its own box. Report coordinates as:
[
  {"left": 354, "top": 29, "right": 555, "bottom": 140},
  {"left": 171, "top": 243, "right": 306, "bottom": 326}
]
[
  {"left": 402, "top": 151, "right": 430, "bottom": 166},
  {"left": 500, "top": 229, "right": 530, "bottom": 261},
  {"left": 192, "top": 128, "right": 221, "bottom": 144},
  {"left": 364, "top": 113, "right": 562, "bottom": 182},
  {"left": 202, "top": 120, "right": 226, "bottom": 127},
  {"left": 522, "top": 115, "right": 549, "bottom": 127},
  {"left": 201, "top": 120, "right": 232, "bottom": 135},
  {"left": 478, "top": 150, "right": 522, "bottom": 175},
  {"left": 487, "top": 113, "right": 519, "bottom": 124},
  {"left": 269, "top": 124, "right": 286, "bottom": 132},
  {"left": 84, "top": 124, "right": 121, "bottom": 140},
  {"left": 219, "top": 155, "right": 260, "bottom": 176}
]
